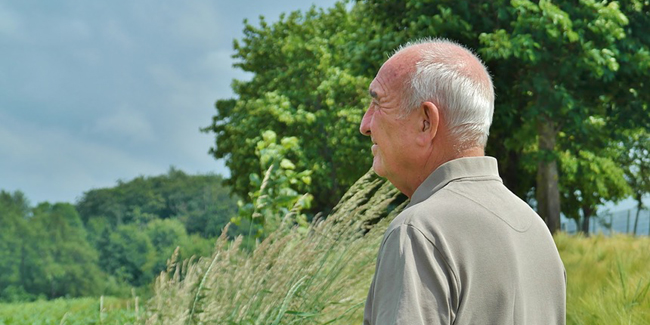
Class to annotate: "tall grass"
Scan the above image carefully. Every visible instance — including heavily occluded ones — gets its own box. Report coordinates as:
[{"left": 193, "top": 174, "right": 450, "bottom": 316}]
[
  {"left": 2, "top": 171, "right": 649, "bottom": 324},
  {"left": 145, "top": 171, "right": 404, "bottom": 324},
  {"left": 144, "top": 170, "right": 650, "bottom": 324},
  {"left": 556, "top": 232, "right": 650, "bottom": 324}
]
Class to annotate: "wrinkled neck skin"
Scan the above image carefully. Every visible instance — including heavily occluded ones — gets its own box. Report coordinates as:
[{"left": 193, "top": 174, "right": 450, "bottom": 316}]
[{"left": 396, "top": 139, "right": 485, "bottom": 198}]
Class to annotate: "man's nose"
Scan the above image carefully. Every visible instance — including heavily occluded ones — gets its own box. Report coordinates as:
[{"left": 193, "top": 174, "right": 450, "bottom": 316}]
[{"left": 359, "top": 107, "right": 373, "bottom": 136}]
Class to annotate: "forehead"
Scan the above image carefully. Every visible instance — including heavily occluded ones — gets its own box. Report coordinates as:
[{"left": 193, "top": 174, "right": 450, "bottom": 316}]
[{"left": 369, "top": 52, "right": 417, "bottom": 97}]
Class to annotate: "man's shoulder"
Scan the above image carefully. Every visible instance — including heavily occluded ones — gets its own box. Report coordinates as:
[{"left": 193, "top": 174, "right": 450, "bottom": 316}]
[
  {"left": 383, "top": 187, "right": 471, "bottom": 246},
  {"left": 391, "top": 178, "right": 541, "bottom": 238},
  {"left": 394, "top": 184, "right": 483, "bottom": 226}
]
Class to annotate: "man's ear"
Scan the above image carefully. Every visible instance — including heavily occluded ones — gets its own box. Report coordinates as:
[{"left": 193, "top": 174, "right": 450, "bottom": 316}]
[{"left": 418, "top": 101, "right": 439, "bottom": 145}]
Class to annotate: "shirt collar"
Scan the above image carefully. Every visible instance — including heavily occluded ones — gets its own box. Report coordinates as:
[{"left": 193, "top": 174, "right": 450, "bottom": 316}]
[{"left": 406, "top": 156, "right": 502, "bottom": 209}]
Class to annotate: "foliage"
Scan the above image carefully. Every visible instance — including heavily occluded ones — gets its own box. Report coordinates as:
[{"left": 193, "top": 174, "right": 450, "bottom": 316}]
[
  {"left": 145, "top": 219, "right": 189, "bottom": 275},
  {"left": 4, "top": 232, "right": 649, "bottom": 324},
  {"left": 2, "top": 172, "right": 650, "bottom": 323},
  {"left": 77, "top": 168, "right": 239, "bottom": 238},
  {"left": 559, "top": 148, "right": 631, "bottom": 232},
  {"left": 209, "top": 0, "right": 650, "bottom": 232},
  {"left": 616, "top": 128, "right": 650, "bottom": 234},
  {"left": 144, "top": 173, "right": 650, "bottom": 324},
  {"left": 359, "top": 0, "right": 650, "bottom": 233},
  {"left": 145, "top": 170, "right": 405, "bottom": 324},
  {"left": 98, "top": 224, "right": 157, "bottom": 287},
  {"left": 0, "top": 193, "right": 103, "bottom": 301},
  {"left": 233, "top": 130, "right": 313, "bottom": 237},
  {"left": 145, "top": 219, "right": 215, "bottom": 275},
  {"left": 28, "top": 203, "right": 103, "bottom": 299},
  {"left": 0, "top": 191, "right": 33, "bottom": 301},
  {"left": 73, "top": 169, "right": 241, "bottom": 291},
  {"left": 1, "top": 168, "right": 236, "bottom": 302},
  {"left": 203, "top": 3, "right": 373, "bottom": 214}
]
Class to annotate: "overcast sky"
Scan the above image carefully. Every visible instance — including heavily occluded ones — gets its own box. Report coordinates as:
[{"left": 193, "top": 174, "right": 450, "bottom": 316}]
[{"left": 0, "top": 0, "right": 339, "bottom": 205}]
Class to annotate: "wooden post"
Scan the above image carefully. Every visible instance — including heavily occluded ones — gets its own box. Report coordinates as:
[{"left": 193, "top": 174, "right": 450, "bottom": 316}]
[
  {"left": 132, "top": 288, "right": 139, "bottom": 319},
  {"left": 99, "top": 295, "right": 104, "bottom": 324},
  {"left": 591, "top": 216, "right": 595, "bottom": 234}
]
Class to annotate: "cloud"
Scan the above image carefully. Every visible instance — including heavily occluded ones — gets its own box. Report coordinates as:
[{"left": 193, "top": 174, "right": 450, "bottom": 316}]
[
  {"left": 0, "top": 0, "right": 340, "bottom": 205},
  {"left": 87, "top": 106, "right": 155, "bottom": 144},
  {"left": 0, "top": 112, "right": 162, "bottom": 203},
  {"left": 170, "top": 0, "right": 224, "bottom": 46},
  {"left": 201, "top": 49, "right": 252, "bottom": 78},
  {"left": 0, "top": 2, "right": 23, "bottom": 38},
  {"left": 60, "top": 18, "right": 92, "bottom": 41},
  {"left": 103, "top": 18, "right": 134, "bottom": 49}
]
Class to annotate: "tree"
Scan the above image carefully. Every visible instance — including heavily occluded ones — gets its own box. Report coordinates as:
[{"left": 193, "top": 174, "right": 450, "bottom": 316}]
[
  {"left": 98, "top": 224, "right": 156, "bottom": 287},
  {"left": 233, "top": 130, "right": 313, "bottom": 237},
  {"left": 209, "top": 0, "right": 649, "bottom": 232},
  {"left": 617, "top": 129, "right": 650, "bottom": 235},
  {"left": 0, "top": 191, "right": 33, "bottom": 301},
  {"left": 28, "top": 203, "right": 102, "bottom": 298},
  {"left": 335, "top": 0, "right": 650, "bottom": 232},
  {"left": 1, "top": 194, "right": 104, "bottom": 300},
  {"left": 478, "top": 0, "right": 650, "bottom": 233},
  {"left": 203, "top": 3, "right": 372, "bottom": 214},
  {"left": 146, "top": 218, "right": 188, "bottom": 274},
  {"left": 77, "top": 168, "right": 239, "bottom": 238},
  {"left": 559, "top": 149, "right": 630, "bottom": 233}
]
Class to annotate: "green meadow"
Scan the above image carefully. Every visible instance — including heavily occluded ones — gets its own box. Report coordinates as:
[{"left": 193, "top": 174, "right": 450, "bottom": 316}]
[
  {"left": 3, "top": 221, "right": 649, "bottom": 324},
  {"left": 0, "top": 296, "right": 138, "bottom": 325}
]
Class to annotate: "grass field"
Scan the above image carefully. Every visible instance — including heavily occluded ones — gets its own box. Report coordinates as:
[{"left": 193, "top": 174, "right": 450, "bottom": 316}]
[
  {"left": 0, "top": 296, "right": 139, "bottom": 325},
  {"left": 143, "top": 227, "right": 650, "bottom": 324},
  {"left": 557, "top": 233, "right": 650, "bottom": 324},
  {"left": 2, "top": 233, "right": 649, "bottom": 325}
]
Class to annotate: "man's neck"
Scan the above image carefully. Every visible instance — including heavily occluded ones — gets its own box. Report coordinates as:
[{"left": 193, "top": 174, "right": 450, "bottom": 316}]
[{"left": 403, "top": 146, "right": 485, "bottom": 198}]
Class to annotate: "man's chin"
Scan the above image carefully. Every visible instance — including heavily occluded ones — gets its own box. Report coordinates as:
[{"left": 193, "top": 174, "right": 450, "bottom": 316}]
[{"left": 372, "top": 163, "right": 385, "bottom": 177}]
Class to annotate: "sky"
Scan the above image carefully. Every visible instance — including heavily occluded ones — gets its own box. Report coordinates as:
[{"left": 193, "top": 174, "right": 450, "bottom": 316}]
[{"left": 0, "top": 0, "right": 339, "bottom": 205}]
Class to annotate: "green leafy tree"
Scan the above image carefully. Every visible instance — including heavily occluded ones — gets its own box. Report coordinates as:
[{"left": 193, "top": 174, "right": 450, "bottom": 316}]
[
  {"left": 77, "top": 168, "right": 239, "bottom": 238},
  {"left": 233, "top": 130, "right": 313, "bottom": 237},
  {"left": 288, "top": 0, "right": 649, "bottom": 232},
  {"left": 98, "top": 224, "right": 156, "bottom": 287},
  {"left": 478, "top": 0, "right": 649, "bottom": 233},
  {"left": 556, "top": 114, "right": 633, "bottom": 233},
  {"left": 203, "top": 4, "right": 372, "bottom": 214},
  {"left": 28, "top": 203, "right": 102, "bottom": 298},
  {"left": 146, "top": 218, "right": 188, "bottom": 273},
  {"left": 1, "top": 194, "right": 103, "bottom": 300},
  {"left": 0, "top": 191, "right": 34, "bottom": 301},
  {"left": 559, "top": 150, "right": 631, "bottom": 233},
  {"left": 617, "top": 129, "right": 650, "bottom": 235},
  {"left": 208, "top": 0, "right": 649, "bottom": 232}
]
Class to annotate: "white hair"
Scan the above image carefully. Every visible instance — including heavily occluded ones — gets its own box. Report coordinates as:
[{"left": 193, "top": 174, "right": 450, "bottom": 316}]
[{"left": 395, "top": 38, "right": 495, "bottom": 149}]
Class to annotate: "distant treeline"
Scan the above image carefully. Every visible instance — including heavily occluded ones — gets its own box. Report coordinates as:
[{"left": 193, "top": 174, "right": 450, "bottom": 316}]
[{"left": 0, "top": 168, "right": 240, "bottom": 302}]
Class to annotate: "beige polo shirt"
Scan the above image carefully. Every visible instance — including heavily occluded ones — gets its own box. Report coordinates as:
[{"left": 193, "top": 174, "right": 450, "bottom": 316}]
[{"left": 364, "top": 157, "right": 566, "bottom": 325}]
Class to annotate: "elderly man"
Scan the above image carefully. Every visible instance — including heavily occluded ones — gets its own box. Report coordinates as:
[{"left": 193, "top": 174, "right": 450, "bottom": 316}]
[{"left": 360, "top": 39, "right": 566, "bottom": 324}]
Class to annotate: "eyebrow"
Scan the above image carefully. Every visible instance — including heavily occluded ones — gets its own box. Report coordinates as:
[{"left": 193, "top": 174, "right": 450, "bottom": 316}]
[{"left": 369, "top": 89, "right": 378, "bottom": 99}]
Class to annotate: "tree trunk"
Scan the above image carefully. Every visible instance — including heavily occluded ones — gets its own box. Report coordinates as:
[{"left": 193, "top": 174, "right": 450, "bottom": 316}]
[
  {"left": 633, "top": 193, "right": 643, "bottom": 236},
  {"left": 581, "top": 205, "right": 593, "bottom": 235},
  {"left": 536, "top": 117, "right": 561, "bottom": 233}
]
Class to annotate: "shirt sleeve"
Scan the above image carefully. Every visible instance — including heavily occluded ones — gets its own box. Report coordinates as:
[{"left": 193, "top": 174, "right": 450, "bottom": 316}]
[{"left": 364, "top": 224, "right": 457, "bottom": 325}]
